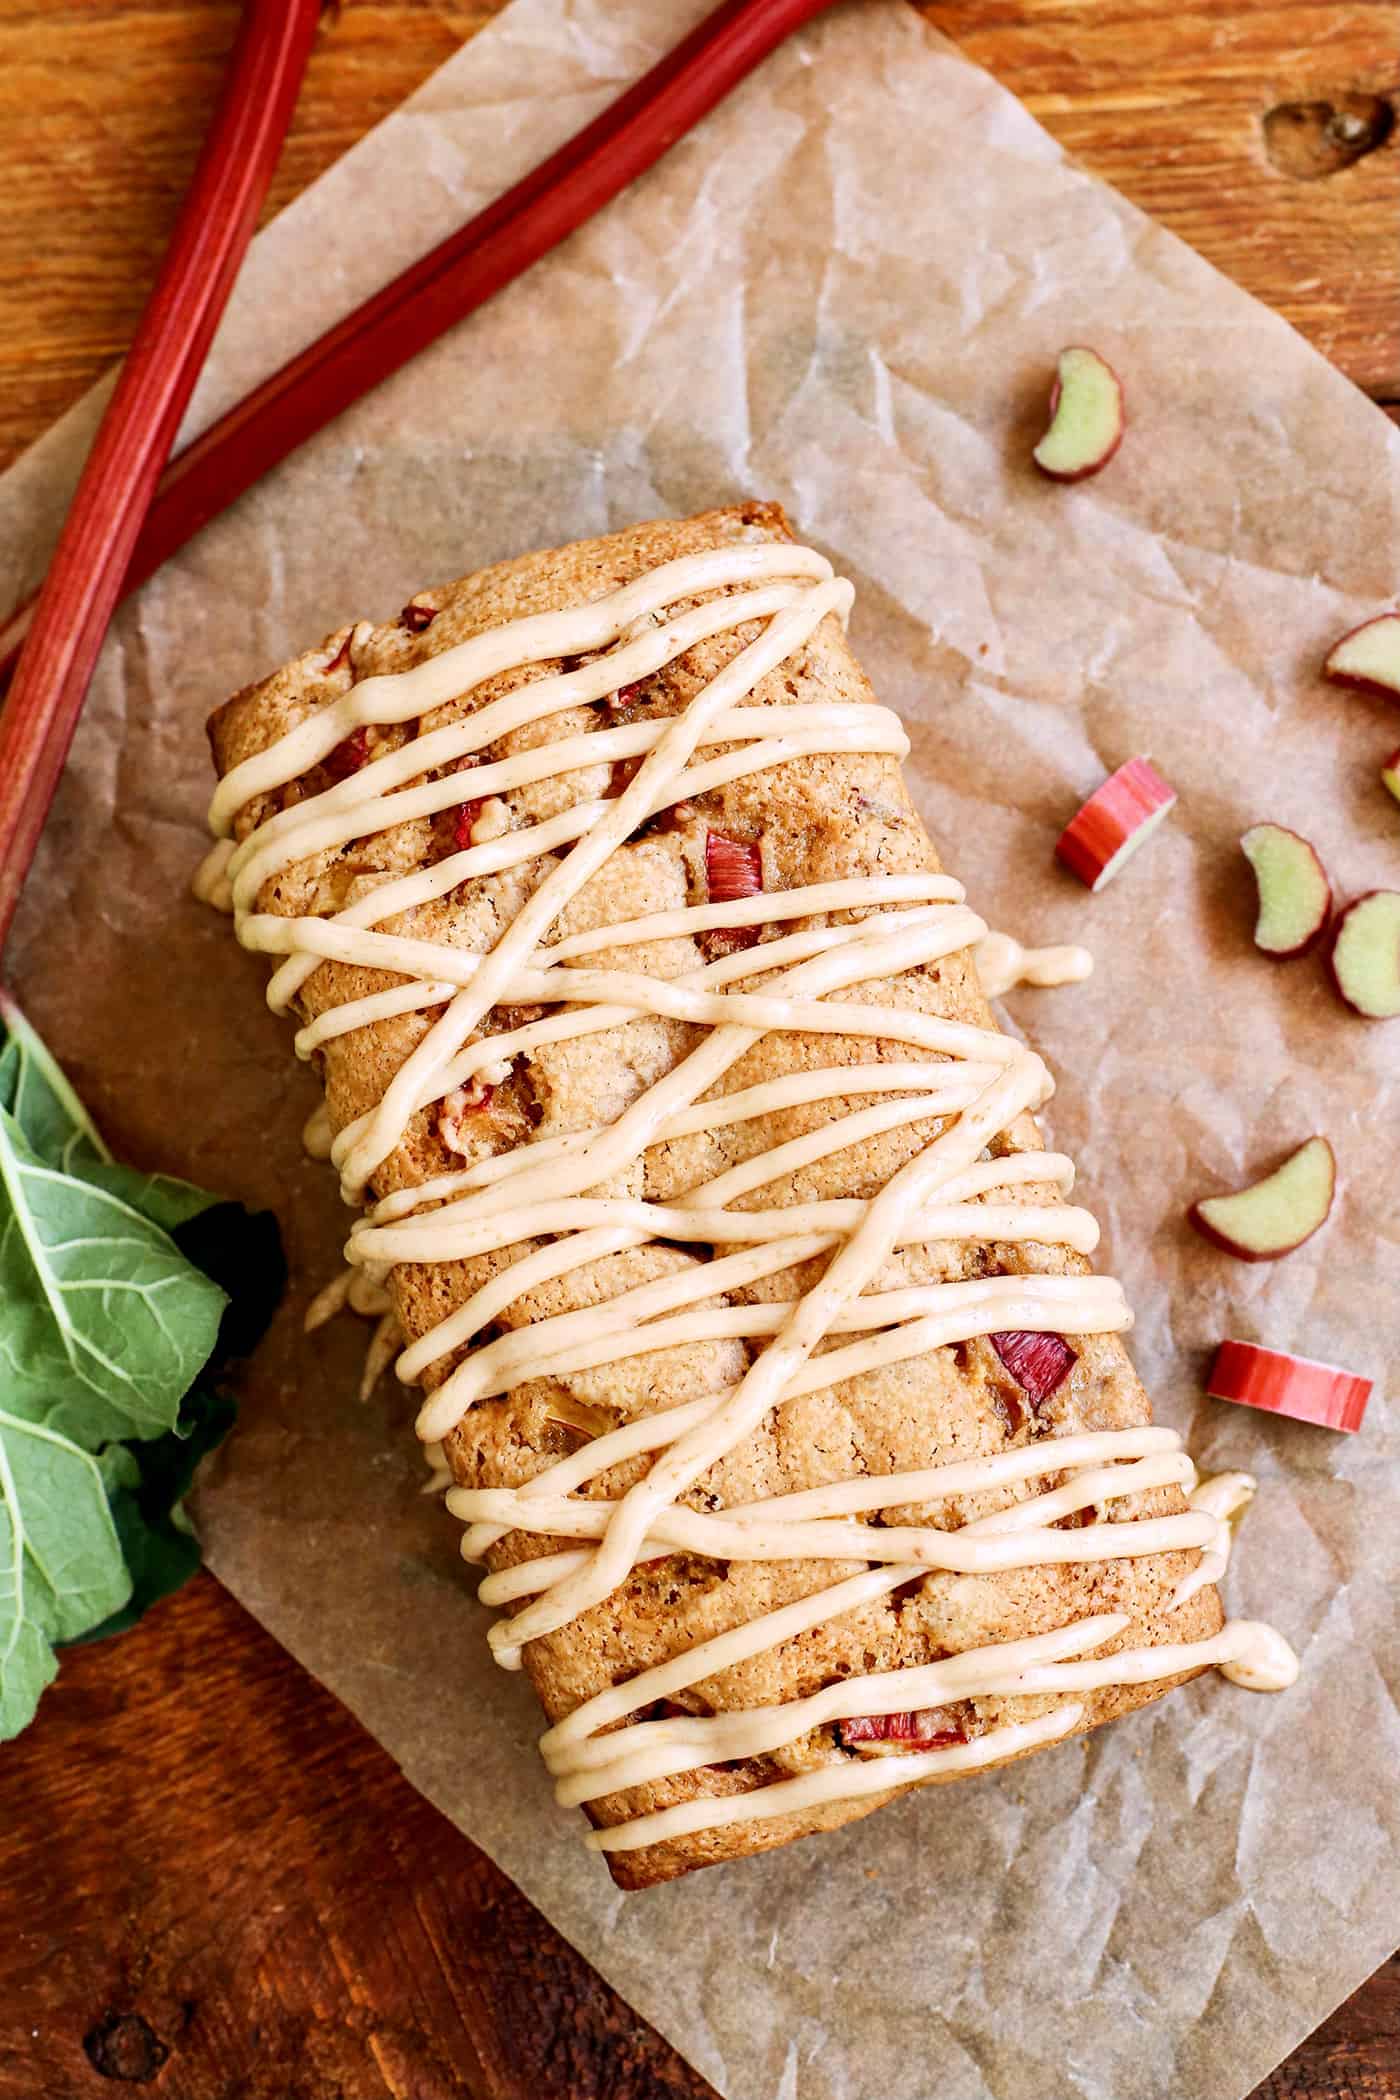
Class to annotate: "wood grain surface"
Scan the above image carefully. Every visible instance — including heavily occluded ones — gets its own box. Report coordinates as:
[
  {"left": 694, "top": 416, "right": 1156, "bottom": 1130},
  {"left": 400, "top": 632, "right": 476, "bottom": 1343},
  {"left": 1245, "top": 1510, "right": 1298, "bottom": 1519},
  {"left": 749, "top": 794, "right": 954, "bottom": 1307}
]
[
  {"left": 0, "top": 4, "right": 1396, "bottom": 2096},
  {"left": 2, "top": 1576, "right": 1396, "bottom": 2100}
]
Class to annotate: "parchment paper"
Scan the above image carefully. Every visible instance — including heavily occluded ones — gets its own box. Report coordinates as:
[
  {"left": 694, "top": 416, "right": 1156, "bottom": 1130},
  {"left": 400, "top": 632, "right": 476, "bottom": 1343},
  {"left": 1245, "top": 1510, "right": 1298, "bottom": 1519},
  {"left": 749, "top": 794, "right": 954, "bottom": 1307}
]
[{"left": 5, "top": 4, "right": 1398, "bottom": 2095}]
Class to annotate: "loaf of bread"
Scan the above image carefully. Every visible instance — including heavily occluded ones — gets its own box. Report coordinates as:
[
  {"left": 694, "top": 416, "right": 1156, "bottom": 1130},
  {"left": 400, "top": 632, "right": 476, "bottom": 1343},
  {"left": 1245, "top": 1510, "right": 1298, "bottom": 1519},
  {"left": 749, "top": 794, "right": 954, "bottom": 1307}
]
[{"left": 206, "top": 503, "right": 1290, "bottom": 1889}]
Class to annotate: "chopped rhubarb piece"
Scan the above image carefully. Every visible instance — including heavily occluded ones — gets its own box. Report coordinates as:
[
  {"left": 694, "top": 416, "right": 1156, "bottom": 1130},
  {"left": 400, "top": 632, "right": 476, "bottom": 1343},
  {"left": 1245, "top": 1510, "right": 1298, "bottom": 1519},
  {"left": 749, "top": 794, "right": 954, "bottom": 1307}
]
[
  {"left": 1382, "top": 750, "right": 1400, "bottom": 808},
  {"left": 990, "top": 1329, "right": 1077, "bottom": 1408},
  {"left": 1189, "top": 1135, "right": 1335, "bottom": 1261},
  {"left": 703, "top": 830, "right": 764, "bottom": 956},
  {"left": 705, "top": 830, "right": 763, "bottom": 903},
  {"left": 322, "top": 632, "right": 354, "bottom": 677},
  {"left": 324, "top": 725, "right": 370, "bottom": 781},
  {"left": 1055, "top": 758, "right": 1177, "bottom": 892},
  {"left": 454, "top": 799, "right": 484, "bottom": 852},
  {"left": 1323, "top": 612, "right": 1400, "bottom": 702},
  {"left": 841, "top": 1706, "right": 969, "bottom": 1750},
  {"left": 1240, "top": 824, "right": 1332, "bottom": 958},
  {"left": 399, "top": 601, "right": 438, "bottom": 633},
  {"left": 1033, "top": 346, "right": 1125, "bottom": 483},
  {"left": 1329, "top": 890, "right": 1400, "bottom": 1019},
  {"left": 438, "top": 1081, "right": 495, "bottom": 1155},
  {"left": 704, "top": 925, "right": 762, "bottom": 957},
  {"left": 1206, "top": 1339, "right": 1371, "bottom": 1434}
]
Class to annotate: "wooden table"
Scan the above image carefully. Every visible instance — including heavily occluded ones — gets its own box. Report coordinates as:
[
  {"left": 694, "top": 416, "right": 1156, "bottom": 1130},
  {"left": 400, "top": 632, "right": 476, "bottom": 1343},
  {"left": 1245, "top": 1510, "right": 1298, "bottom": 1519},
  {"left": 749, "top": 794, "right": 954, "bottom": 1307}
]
[{"left": 1, "top": 6, "right": 1395, "bottom": 2096}]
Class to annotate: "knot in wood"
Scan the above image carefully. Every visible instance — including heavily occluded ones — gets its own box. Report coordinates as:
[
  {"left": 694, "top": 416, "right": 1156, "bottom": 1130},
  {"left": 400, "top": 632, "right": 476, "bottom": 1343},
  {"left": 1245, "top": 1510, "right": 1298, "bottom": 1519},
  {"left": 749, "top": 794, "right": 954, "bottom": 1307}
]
[
  {"left": 1263, "top": 94, "right": 1394, "bottom": 179},
  {"left": 82, "top": 2010, "right": 171, "bottom": 2083}
]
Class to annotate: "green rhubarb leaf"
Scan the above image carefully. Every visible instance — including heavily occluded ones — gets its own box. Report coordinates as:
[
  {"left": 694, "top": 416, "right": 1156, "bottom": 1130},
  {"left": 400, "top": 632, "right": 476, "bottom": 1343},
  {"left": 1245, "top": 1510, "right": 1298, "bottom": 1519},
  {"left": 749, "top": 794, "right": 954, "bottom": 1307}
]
[
  {"left": 167, "top": 1200, "right": 286, "bottom": 1363},
  {"left": 0, "top": 1407, "right": 132, "bottom": 1737},
  {"left": 0, "top": 1105, "right": 227, "bottom": 1446},
  {"left": 0, "top": 1005, "right": 284, "bottom": 1741},
  {"left": 78, "top": 1162, "right": 222, "bottom": 1235},
  {"left": 76, "top": 1387, "right": 238, "bottom": 1644},
  {"left": 0, "top": 994, "right": 109, "bottom": 1176}
]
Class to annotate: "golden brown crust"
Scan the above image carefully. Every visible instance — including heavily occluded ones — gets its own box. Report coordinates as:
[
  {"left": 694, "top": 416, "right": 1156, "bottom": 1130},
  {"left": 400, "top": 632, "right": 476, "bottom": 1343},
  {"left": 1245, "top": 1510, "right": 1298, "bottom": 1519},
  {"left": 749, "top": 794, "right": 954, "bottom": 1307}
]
[{"left": 210, "top": 504, "right": 1222, "bottom": 1889}]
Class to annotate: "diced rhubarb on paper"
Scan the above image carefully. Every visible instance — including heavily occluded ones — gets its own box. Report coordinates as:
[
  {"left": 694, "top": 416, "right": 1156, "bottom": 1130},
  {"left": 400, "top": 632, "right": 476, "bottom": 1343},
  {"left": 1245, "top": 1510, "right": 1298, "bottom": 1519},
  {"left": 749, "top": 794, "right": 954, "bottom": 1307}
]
[
  {"left": 1323, "top": 613, "right": 1400, "bottom": 702},
  {"left": 1189, "top": 1135, "right": 1335, "bottom": 1261},
  {"left": 1382, "top": 750, "right": 1400, "bottom": 808},
  {"left": 841, "top": 1706, "right": 969, "bottom": 1751},
  {"left": 1240, "top": 824, "right": 1332, "bottom": 958},
  {"left": 990, "top": 1329, "right": 1077, "bottom": 1407},
  {"left": 1206, "top": 1339, "right": 1371, "bottom": 1434},
  {"left": 1330, "top": 890, "right": 1400, "bottom": 1019},
  {"left": 1055, "top": 758, "right": 1177, "bottom": 892},
  {"left": 1032, "top": 347, "right": 1125, "bottom": 482}
]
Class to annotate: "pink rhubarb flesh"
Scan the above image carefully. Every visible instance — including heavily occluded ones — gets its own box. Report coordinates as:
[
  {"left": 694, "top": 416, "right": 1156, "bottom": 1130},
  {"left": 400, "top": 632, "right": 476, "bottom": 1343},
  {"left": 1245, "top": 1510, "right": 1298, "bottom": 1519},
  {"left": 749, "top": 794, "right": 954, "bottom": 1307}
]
[
  {"left": 1189, "top": 1136, "right": 1335, "bottom": 1261},
  {"left": 1240, "top": 824, "right": 1332, "bottom": 958}
]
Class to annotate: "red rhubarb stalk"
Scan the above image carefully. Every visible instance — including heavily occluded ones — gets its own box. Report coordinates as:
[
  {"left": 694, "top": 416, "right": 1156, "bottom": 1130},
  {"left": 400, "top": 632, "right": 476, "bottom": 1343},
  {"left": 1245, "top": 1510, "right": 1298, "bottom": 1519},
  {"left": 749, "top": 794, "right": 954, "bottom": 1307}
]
[
  {"left": 1206, "top": 1340, "right": 1371, "bottom": 1434},
  {"left": 0, "top": 0, "right": 840, "bottom": 699},
  {"left": 1054, "top": 758, "right": 1177, "bottom": 893},
  {"left": 0, "top": 0, "right": 321, "bottom": 953}
]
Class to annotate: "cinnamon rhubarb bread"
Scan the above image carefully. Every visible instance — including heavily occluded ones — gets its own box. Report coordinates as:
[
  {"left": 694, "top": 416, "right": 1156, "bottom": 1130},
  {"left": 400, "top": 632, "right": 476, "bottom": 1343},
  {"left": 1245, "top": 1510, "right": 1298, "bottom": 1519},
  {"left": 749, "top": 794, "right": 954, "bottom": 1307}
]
[{"left": 202, "top": 502, "right": 1293, "bottom": 1888}]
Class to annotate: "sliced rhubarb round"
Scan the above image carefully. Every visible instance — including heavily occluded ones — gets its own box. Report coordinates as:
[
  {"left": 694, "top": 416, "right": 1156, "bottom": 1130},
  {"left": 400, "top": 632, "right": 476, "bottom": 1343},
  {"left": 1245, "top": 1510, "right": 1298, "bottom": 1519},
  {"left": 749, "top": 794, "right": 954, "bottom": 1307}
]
[
  {"left": 1382, "top": 750, "right": 1400, "bottom": 808},
  {"left": 1329, "top": 890, "right": 1400, "bottom": 1019},
  {"left": 1206, "top": 1339, "right": 1371, "bottom": 1434},
  {"left": 1240, "top": 824, "right": 1332, "bottom": 958},
  {"left": 1032, "top": 346, "right": 1125, "bottom": 483},
  {"left": 1323, "top": 612, "right": 1400, "bottom": 702},
  {"left": 1055, "top": 757, "right": 1177, "bottom": 892},
  {"left": 1189, "top": 1135, "right": 1335, "bottom": 1261}
]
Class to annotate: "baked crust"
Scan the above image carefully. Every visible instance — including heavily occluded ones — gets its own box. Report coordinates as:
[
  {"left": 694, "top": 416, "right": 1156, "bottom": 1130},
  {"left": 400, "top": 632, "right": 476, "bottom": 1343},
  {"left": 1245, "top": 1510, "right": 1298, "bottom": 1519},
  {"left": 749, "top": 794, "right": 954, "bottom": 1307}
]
[{"left": 209, "top": 502, "right": 1222, "bottom": 1888}]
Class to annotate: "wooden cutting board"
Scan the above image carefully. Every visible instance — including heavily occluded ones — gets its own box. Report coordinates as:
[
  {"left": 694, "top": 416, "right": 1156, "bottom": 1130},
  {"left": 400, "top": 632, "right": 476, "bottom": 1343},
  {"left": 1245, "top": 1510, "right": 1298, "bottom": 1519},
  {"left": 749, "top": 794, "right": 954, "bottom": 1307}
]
[{"left": 0, "top": 6, "right": 1395, "bottom": 2097}]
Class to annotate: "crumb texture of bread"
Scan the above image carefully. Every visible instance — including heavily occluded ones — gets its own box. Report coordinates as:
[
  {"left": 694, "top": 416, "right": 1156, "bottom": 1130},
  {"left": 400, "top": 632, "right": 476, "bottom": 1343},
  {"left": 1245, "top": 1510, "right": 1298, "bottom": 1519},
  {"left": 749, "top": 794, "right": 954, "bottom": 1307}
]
[{"left": 209, "top": 503, "right": 1223, "bottom": 1890}]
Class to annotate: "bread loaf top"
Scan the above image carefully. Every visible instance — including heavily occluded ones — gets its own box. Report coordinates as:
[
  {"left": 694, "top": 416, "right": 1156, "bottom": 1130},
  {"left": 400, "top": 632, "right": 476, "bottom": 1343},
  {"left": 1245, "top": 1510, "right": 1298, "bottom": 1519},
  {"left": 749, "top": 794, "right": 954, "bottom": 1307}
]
[{"left": 204, "top": 504, "right": 1293, "bottom": 1887}]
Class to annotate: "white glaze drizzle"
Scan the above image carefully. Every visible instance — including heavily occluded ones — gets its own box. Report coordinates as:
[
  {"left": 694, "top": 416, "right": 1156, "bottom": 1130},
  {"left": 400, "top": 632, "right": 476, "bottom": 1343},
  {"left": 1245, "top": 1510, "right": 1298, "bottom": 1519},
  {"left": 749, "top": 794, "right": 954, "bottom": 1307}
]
[
  {"left": 301, "top": 1103, "right": 402, "bottom": 1396},
  {"left": 204, "top": 539, "right": 1296, "bottom": 1853},
  {"left": 301, "top": 1099, "right": 334, "bottom": 1160},
  {"left": 975, "top": 929, "right": 1093, "bottom": 999}
]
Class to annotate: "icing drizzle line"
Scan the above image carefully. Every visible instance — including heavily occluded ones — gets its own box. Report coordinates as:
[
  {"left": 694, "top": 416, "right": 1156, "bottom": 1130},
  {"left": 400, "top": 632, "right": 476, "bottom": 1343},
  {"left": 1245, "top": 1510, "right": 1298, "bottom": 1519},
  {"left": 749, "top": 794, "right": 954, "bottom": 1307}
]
[{"left": 202, "top": 537, "right": 1296, "bottom": 1855}]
